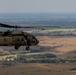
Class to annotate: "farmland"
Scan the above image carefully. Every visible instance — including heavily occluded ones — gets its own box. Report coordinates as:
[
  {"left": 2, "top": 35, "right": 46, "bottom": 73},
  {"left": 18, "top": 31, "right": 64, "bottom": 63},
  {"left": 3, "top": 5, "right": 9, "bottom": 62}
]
[{"left": 0, "top": 28, "right": 76, "bottom": 75}]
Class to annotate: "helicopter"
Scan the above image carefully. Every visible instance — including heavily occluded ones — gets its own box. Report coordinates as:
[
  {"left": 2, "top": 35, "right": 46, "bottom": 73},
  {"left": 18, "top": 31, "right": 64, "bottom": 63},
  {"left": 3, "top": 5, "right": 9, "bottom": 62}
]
[{"left": 0, "top": 23, "right": 39, "bottom": 50}]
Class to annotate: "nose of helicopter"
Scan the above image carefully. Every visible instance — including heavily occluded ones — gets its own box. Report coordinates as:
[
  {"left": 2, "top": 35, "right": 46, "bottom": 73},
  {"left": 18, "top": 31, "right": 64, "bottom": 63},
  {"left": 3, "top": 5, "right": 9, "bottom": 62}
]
[
  {"left": 35, "top": 40, "right": 39, "bottom": 45},
  {"left": 33, "top": 38, "right": 39, "bottom": 45},
  {"left": 32, "top": 36, "right": 39, "bottom": 45}
]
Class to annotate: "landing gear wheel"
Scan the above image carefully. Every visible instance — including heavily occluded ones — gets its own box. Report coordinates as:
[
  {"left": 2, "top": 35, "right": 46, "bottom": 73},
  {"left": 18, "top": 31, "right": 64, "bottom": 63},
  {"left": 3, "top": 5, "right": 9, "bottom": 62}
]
[
  {"left": 15, "top": 45, "right": 20, "bottom": 50},
  {"left": 26, "top": 46, "right": 29, "bottom": 50}
]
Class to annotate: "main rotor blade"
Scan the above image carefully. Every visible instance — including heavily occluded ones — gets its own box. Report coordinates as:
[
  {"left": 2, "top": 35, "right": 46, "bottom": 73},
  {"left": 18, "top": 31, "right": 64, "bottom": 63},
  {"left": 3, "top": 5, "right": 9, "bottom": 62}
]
[
  {"left": 0, "top": 23, "right": 61, "bottom": 30},
  {"left": 0, "top": 23, "right": 45, "bottom": 29},
  {"left": 0, "top": 23, "right": 24, "bottom": 28},
  {"left": 0, "top": 23, "right": 15, "bottom": 28},
  {"left": 18, "top": 25, "right": 61, "bottom": 30}
]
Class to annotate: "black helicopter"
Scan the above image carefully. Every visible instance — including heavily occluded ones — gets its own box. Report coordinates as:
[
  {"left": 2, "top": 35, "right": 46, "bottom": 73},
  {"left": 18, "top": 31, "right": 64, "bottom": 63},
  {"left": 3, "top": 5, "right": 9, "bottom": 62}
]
[{"left": 0, "top": 23, "right": 39, "bottom": 50}]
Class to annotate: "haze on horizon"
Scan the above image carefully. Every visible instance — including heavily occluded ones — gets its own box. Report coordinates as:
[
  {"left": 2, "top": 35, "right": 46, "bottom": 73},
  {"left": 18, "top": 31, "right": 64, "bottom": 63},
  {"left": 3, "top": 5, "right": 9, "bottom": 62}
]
[{"left": 0, "top": 0, "right": 76, "bottom": 13}]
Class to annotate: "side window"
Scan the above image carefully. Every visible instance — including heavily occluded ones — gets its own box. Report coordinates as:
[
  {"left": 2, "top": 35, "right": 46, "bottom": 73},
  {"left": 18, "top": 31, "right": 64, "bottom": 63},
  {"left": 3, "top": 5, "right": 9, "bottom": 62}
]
[
  {"left": 4, "top": 38, "right": 6, "bottom": 41},
  {"left": 21, "top": 37, "right": 24, "bottom": 41}
]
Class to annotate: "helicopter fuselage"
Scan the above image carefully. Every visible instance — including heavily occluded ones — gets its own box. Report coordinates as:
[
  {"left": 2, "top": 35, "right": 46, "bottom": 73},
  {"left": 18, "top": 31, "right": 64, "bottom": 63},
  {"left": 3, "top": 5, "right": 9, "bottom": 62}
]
[
  {"left": 0, "top": 30, "right": 39, "bottom": 50},
  {"left": 0, "top": 36, "right": 26, "bottom": 46}
]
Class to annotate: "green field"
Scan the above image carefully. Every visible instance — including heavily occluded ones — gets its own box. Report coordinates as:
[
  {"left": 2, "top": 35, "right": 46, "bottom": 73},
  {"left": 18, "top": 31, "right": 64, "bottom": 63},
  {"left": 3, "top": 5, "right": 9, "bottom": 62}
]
[
  {"left": 29, "top": 28, "right": 76, "bottom": 36},
  {"left": 31, "top": 28, "right": 76, "bottom": 33}
]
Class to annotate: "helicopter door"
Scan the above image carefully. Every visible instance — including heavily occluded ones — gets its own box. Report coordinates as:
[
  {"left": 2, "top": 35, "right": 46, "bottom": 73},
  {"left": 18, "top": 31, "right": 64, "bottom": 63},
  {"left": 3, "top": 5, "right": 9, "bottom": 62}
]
[
  {"left": 14, "top": 36, "right": 21, "bottom": 49},
  {"left": 15, "top": 36, "right": 21, "bottom": 44}
]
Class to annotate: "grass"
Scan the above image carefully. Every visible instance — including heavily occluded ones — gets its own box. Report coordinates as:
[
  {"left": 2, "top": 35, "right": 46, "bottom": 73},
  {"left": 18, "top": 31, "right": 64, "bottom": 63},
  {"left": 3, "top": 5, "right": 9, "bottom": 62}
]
[{"left": 0, "top": 55, "right": 17, "bottom": 61}]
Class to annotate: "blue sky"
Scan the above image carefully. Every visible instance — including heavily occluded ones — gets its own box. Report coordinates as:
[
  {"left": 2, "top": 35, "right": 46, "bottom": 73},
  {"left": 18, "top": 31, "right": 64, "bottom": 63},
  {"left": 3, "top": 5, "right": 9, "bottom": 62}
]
[{"left": 0, "top": 0, "right": 76, "bottom": 13}]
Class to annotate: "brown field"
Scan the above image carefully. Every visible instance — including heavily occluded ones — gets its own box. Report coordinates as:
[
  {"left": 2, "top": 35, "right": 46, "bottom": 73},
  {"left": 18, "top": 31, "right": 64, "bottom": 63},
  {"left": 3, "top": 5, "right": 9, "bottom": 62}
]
[
  {"left": 37, "top": 36, "right": 76, "bottom": 57},
  {"left": 38, "top": 36, "right": 76, "bottom": 52},
  {"left": 0, "top": 63, "right": 76, "bottom": 75}
]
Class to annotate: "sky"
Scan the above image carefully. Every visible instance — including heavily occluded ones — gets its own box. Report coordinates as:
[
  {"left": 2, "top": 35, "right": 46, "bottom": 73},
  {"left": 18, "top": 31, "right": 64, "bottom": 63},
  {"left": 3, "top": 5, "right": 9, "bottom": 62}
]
[{"left": 0, "top": 0, "right": 76, "bottom": 13}]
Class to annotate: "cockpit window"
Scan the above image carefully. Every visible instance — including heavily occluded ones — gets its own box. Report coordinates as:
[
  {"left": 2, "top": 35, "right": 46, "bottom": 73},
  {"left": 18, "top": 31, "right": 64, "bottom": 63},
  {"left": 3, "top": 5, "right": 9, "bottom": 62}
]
[{"left": 4, "top": 38, "right": 6, "bottom": 41}]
